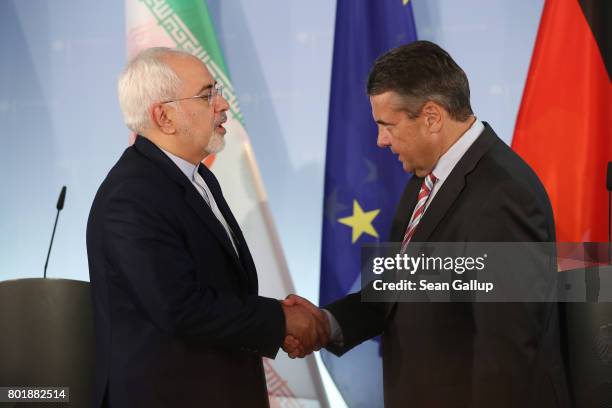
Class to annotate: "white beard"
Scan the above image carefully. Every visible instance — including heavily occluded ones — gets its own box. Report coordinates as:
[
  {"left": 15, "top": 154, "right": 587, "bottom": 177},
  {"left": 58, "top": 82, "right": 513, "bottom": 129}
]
[
  {"left": 205, "top": 130, "right": 225, "bottom": 154},
  {"left": 177, "top": 113, "right": 225, "bottom": 156}
]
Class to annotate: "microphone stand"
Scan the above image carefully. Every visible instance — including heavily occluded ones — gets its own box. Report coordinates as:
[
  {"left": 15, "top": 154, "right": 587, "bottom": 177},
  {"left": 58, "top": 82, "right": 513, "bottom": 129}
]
[{"left": 44, "top": 209, "right": 61, "bottom": 279}]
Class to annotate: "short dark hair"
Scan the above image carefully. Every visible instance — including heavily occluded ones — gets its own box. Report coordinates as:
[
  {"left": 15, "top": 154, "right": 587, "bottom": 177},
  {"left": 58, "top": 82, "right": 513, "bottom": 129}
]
[{"left": 366, "top": 40, "right": 473, "bottom": 121}]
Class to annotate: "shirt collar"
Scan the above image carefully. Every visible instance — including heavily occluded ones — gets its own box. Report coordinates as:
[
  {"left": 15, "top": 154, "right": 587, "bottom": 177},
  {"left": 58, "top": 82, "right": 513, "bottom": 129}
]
[
  {"left": 431, "top": 118, "right": 484, "bottom": 182},
  {"left": 160, "top": 148, "right": 200, "bottom": 182}
]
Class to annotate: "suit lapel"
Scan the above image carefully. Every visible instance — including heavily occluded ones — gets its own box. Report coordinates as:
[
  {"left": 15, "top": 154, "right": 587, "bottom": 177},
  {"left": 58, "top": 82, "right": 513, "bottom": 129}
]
[
  {"left": 183, "top": 186, "right": 243, "bottom": 267},
  {"left": 410, "top": 123, "right": 498, "bottom": 243},
  {"left": 133, "top": 136, "right": 245, "bottom": 272},
  {"left": 198, "top": 165, "right": 259, "bottom": 292},
  {"left": 409, "top": 174, "right": 466, "bottom": 243}
]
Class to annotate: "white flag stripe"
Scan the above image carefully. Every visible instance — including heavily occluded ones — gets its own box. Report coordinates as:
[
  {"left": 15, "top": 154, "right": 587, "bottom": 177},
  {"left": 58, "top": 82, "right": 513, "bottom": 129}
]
[{"left": 125, "top": 1, "right": 328, "bottom": 406}]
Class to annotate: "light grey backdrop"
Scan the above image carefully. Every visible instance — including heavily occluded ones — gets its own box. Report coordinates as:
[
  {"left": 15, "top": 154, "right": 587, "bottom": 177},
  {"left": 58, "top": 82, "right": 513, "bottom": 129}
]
[{"left": 0, "top": 1, "right": 544, "bottom": 404}]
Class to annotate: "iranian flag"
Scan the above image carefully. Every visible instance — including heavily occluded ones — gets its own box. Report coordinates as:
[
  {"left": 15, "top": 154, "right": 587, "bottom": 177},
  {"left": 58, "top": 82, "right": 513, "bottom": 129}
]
[{"left": 125, "top": 1, "right": 328, "bottom": 406}]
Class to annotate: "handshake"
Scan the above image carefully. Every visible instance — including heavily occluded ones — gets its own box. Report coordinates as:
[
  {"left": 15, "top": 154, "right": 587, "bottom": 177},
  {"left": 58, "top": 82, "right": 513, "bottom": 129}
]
[{"left": 280, "top": 294, "right": 331, "bottom": 359}]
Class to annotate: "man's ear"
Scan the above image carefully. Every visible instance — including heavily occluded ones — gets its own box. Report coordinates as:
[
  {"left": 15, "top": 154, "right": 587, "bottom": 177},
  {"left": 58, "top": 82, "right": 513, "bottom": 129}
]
[
  {"left": 422, "top": 101, "right": 443, "bottom": 133},
  {"left": 150, "top": 103, "right": 177, "bottom": 134}
]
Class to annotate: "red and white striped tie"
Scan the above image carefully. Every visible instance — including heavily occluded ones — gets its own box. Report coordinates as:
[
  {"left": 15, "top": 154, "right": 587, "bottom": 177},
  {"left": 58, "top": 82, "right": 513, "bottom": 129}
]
[{"left": 401, "top": 173, "right": 437, "bottom": 252}]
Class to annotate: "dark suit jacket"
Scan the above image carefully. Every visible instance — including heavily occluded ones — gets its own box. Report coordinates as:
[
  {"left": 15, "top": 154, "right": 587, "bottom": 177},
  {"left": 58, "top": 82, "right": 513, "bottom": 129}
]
[
  {"left": 86, "top": 136, "right": 285, "bottom": 408},
  {"left": 325, "top": 124, "right": 570, "bottom": 407}
]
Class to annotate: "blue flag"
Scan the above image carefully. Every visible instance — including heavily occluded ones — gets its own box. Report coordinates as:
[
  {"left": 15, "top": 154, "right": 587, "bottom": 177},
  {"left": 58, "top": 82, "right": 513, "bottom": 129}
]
[{"left": 319, "top": 1, "right": 417, "bottom": 406}]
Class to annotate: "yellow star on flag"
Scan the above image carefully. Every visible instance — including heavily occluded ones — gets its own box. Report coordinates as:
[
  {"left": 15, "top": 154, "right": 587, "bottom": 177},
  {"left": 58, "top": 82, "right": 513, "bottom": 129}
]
[{"left": 338, "top": 200, "right": 381, "bottom": 243}]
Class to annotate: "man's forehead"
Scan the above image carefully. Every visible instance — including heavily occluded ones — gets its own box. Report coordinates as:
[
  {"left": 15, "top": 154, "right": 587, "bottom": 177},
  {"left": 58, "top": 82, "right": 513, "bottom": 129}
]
[
  {"left": 371, "top": 91, "right": 403, "bottom": 108},
  {"left": 371, "top": 92, "right": 405, "bottom": 116}
]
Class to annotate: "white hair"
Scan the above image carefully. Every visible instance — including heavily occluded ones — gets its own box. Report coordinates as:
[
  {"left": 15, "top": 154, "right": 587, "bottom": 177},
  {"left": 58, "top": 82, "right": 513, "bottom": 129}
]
[{"left": 117, "top": 47, "right": 193, "bottom": 134}]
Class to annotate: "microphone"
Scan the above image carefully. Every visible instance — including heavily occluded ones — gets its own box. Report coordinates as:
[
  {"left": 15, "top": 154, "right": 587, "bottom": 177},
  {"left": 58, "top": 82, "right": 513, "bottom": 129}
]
[
  {"left": 44, "top": 186, "right": 67, "bottom": 278},
  {"left": 57, "top": 186, "right": 66, "bottom": 210}
]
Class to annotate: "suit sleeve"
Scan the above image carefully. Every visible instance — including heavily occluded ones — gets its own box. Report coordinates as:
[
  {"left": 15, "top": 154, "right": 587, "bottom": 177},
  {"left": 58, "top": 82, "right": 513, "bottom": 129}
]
[
  {"left": 103, "top": 180, "right": 285, "bottom": 358},
  {"left": 467, "top": 180, "right": 556, "bottom": 406},
  {"left": 323, "top": 290, "right": 388, "bottom": 356}
]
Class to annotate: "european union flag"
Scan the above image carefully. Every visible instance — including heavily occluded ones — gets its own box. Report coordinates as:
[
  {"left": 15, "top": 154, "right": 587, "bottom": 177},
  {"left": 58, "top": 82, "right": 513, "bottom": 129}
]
[{"left": 319, "top": 1, "right": 417, "bottom": 406}]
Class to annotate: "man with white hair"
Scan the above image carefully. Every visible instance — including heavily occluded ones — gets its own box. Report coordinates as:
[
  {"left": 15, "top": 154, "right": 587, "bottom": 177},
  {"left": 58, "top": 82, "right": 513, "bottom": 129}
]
[{"left": 86, "top": 48, "right": 328, "bottom": 408}]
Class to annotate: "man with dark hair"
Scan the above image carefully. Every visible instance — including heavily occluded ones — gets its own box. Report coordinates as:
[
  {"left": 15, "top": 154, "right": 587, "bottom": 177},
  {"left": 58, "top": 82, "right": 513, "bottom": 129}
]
[
  {"left": 283, "top": 41, "right": 569, "bottom": 407},
  {"left": 367, "top": 41, "right": 474, "bottom": 122}
]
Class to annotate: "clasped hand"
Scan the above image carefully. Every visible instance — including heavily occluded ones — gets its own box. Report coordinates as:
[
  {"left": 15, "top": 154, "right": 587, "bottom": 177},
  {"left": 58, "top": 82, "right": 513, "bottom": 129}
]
[{"left": 281, "top": 294, "right": 330, "bottom": 359}]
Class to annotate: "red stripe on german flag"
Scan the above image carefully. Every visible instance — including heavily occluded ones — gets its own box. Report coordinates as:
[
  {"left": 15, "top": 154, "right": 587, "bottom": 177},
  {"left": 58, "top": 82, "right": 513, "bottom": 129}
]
[{"left": 512, "top": 0, "right": 612, "bottom": 242}]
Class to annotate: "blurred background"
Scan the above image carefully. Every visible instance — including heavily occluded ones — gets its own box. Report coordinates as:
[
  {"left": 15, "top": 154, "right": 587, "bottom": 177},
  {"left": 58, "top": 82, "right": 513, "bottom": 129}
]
[
  {"left": 0, "top": 0, "right": 543, "bottom": 301},
  {"left": 0, "top": 1, "right": 548, "bottom": 406}
]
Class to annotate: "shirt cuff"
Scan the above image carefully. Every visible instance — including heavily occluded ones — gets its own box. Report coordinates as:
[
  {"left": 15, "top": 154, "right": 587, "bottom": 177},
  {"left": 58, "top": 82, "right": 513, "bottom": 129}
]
[{"left": 322, "top": 308, "right": 344, "bottom": 347}]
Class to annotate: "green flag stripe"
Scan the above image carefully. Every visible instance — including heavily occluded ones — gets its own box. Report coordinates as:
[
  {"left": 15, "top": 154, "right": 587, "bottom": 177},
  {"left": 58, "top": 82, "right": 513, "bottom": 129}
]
[
  {"left": 165, "top": 0, "right": 228, "bottom": 75},
  {"left": 139, "top": 0, "right": 244, "bottom": 124}
]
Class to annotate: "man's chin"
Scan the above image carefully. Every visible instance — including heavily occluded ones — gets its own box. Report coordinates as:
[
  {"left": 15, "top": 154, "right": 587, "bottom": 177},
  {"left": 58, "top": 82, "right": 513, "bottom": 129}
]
[
  {"left": 205, "top": 134, "right": 226, "bottom": 155},
  {"left": 403, "top": 164, "right": 427, "bottom": 177}
]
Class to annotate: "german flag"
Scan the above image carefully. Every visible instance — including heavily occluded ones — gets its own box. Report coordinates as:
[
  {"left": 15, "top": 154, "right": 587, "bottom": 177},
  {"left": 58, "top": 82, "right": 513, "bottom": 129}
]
[{"left": 512, "top": 0, "right": 611, "bottom": 243}]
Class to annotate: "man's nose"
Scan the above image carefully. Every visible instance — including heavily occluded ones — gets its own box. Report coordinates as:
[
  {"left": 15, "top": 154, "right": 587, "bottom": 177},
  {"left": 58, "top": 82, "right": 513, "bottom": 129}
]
[
  {"left": 216, "top": 94, "right": 230, "bottom": 111},
  {"left": 377, "top": 131, "right": 391, "bottom": 148}
]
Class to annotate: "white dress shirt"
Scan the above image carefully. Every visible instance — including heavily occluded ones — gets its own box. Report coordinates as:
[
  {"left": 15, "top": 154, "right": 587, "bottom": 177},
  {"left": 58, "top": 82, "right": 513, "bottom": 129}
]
[
  {"left": 161, "top": 148, "right": 239, "bottom": 256},
  {"left": 426, "top": 118, "right": 484, "bottom": 210}
]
